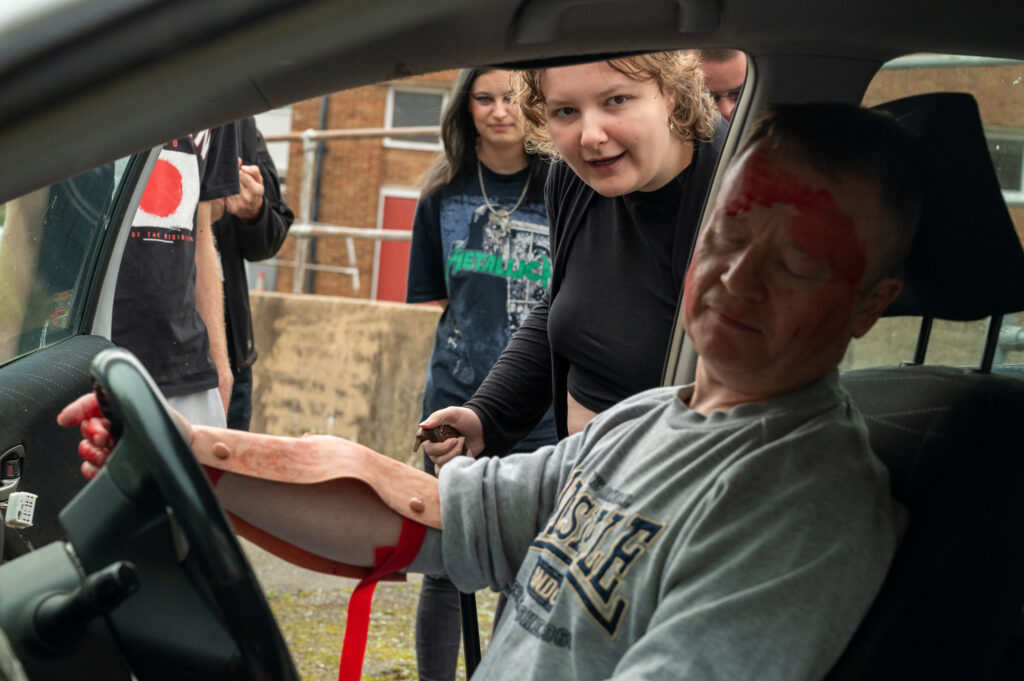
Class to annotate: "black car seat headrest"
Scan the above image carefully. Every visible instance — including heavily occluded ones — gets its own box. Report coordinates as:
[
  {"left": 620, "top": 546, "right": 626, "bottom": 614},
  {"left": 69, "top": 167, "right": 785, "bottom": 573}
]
[{"left": 874, "top": 93, "right": 1024, "bottom": 321}]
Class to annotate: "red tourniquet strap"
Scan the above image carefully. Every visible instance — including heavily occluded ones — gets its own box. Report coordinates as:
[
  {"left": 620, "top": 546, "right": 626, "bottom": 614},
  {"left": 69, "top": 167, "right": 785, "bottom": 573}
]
[
  {"left": 338, "top": 517, "right": 427, "bottom": 681},
  {"left": 203, "top": 465, "right": 226, "bottom": 486}
]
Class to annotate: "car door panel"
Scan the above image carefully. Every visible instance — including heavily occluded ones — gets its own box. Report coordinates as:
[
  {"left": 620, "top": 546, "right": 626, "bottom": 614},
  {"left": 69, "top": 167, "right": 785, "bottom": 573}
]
[
  {"left": 0, "top": 151, "right": 155, "bottom": 554},
  {"left": 0, "top": 334, "right": 114, "bottom": 548}
]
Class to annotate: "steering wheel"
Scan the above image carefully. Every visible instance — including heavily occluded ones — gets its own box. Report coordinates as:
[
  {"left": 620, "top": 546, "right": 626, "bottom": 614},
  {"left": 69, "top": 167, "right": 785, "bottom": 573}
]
[{"left": 57, "top": 348, "right": 300, "bottom": 681}]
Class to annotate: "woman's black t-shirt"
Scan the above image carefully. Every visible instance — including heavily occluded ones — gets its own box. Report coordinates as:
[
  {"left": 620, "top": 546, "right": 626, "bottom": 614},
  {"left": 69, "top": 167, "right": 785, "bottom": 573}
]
[
  {"left": 465, "top": 120, "right": 728, "bottom": 455},
  {"left": 548, "top": 171, "right": 690, "bottom": 413}
]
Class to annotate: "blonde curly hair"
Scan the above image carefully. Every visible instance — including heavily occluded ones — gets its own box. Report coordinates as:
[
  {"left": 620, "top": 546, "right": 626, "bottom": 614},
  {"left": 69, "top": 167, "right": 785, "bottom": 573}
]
[{"left": 515, "top": 51, "right": 719, "bottom": 159}]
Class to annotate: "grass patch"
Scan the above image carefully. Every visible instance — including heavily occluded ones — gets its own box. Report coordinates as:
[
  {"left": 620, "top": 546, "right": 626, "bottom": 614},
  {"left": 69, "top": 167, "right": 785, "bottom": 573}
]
[{"left": 269, "top": 582, "right": 499, "bottom": 680}]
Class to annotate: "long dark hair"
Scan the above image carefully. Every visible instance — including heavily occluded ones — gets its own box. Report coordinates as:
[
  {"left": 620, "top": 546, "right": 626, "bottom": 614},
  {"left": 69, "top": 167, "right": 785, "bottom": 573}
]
[{"left": 421, "top": 67, "right": 547, "bottom": 200}]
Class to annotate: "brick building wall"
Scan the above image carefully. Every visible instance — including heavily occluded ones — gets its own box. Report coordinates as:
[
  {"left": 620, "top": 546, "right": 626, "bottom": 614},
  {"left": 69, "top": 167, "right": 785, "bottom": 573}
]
[
  {"left": 269, "top": 59, "right": 1024, "bottom": 296},
  {"left": 275, "top": 70, "right": 458, "bottom": 297}
]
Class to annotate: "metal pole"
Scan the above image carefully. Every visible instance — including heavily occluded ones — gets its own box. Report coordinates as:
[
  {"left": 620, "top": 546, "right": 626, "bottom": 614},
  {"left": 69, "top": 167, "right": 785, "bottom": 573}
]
[
  {"left": 460, "top": 592, "right": 481, "bottom": 677},
  {"left": 263, "top": 125, "right": 440, "bottom": 295},
  {"left": 293, "top": 128, "right": 318, "bottom": 293},
  {"left": 346, "top": 236, "right": 360, "bottom": 292}
]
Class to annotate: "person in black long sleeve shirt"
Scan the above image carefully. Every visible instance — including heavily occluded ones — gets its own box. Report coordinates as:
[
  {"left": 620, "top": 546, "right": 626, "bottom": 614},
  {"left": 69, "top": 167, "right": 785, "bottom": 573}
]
[
  {"left": 213, "top": 117, "right": 294, "bottom": 430},
  {"left": 419, "top": 51, "right": 726, "bottom": 462}
]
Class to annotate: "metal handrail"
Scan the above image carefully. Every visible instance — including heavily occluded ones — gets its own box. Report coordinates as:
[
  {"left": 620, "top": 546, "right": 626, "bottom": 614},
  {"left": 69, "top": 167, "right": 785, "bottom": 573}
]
[
  {"left": 263, "top": 125, "right": 440, "bottom": 293},
  {"left": 264, "top": 126, "right": 441, "bottom": 143}
]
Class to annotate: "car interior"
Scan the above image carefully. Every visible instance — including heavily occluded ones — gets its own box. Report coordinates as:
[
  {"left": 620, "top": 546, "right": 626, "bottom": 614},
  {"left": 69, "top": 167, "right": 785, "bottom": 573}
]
[
  {"left": 0, "top": 0, "right": 1022, "bottom": 679},
  {"left": 827, "top": 92, "right": 1024, "bottom": 681}
]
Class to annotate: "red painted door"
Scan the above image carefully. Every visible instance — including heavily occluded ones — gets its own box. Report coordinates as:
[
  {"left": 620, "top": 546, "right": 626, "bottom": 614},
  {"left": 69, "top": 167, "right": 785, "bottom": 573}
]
[{"left": 376, "top": 194, "right": 417, "bottom": 302}]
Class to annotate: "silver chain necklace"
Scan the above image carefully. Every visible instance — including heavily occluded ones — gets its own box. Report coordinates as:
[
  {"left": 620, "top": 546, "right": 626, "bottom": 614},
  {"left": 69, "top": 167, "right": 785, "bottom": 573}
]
[{"left": 477, "top": 161, "right": 530, "bottom": 232}]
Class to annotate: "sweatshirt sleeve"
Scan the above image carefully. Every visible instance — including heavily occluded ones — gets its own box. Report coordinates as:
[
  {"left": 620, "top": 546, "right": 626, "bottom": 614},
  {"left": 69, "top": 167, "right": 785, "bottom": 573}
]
[
  {"left": 607, "top": 416, "right": 903, "bottom": 681},
  {"left": 435, "top": 433, "right": 584, "bottom": 591}
]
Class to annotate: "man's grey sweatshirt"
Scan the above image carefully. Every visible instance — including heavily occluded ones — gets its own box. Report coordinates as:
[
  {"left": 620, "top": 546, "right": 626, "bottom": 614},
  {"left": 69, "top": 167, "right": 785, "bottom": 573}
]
[{"left": 409, "top": 372, "right": 906, "bottom": 681}]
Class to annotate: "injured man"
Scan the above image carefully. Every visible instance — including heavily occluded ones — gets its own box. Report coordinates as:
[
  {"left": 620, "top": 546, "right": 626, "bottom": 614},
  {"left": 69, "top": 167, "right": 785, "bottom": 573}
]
[{"left": 60, "top": 102, "right": 921, "bottom": 681}]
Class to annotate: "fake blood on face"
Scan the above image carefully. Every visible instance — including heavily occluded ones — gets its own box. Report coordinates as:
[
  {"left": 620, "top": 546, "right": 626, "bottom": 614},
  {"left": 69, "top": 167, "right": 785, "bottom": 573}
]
[{"left": 722, "top": 149, "right": 866, "bottom": 288}]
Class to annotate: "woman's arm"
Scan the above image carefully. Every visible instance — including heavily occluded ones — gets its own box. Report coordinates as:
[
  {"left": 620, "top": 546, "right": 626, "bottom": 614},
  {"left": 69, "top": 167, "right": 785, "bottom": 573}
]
[{"left": 463, "top": 289, "right": 555, "bottom": 456}]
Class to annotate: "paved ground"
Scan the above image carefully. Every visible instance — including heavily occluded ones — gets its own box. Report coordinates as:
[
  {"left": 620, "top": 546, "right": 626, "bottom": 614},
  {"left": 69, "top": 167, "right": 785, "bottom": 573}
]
[{"left": 242, "top": 537, "right": 422, "bottom": 592}]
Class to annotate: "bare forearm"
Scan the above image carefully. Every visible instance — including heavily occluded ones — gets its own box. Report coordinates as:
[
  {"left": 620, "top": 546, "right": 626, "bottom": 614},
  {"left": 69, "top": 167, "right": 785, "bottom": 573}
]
[
  {"left": 195, "top": 201, "right": 227, "bottom": 357},
  {"left": 194, "top": 201, "right": 231, "bottom": 405},
  {"left": 217, "top": 475, "right": 401, "bottom": 567},
  {"left": 188, "top": 426, "right": 435, "bottom": 567}
]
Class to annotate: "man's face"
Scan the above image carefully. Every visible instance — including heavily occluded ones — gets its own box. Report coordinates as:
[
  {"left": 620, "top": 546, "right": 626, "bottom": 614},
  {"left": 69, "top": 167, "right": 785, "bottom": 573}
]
[
  {"left": 700, "top": 54, "right": 746, "bottom": 122},
  {"left": 683, "top": 143, "right": 895, "bottom": 397}
]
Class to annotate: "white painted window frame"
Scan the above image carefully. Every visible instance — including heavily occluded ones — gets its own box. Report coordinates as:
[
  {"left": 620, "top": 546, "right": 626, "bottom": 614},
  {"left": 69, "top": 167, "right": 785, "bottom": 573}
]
[
  {"left": 383, "top": 86, "right": 448, "bottom": 151},
  {"left": 985, "top": 129, "right": 1024, "bottom": 206}
]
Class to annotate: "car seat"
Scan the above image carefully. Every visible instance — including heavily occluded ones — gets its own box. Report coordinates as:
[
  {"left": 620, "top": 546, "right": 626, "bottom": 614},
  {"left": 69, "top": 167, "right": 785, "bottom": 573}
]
[{"left": 827, "top": 93, "right": 1024, "bottom": 680}]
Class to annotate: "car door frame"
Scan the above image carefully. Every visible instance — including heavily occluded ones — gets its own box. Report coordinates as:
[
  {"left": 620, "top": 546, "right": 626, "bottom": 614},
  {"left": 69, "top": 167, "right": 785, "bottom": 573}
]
[{"left": 0, "top": 146, "right": 159, "bottom": 553}]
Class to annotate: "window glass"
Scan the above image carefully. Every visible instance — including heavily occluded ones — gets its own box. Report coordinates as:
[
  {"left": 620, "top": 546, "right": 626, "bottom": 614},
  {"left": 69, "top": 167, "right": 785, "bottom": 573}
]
[
  {"left": 986, "top": 135, "right": 1024, "bottom": 194},
  {"left": 844, "top": 54, "right": 1024, "bottom": 373},
  {"left": 385, "top": 87, "right": 446, "bottom": 148},
  {"left": 0, "top": 158, "right": 130, "bottom": 365},
  {"left": 840, "top": 318, "right": 992, "bottom": 371}
]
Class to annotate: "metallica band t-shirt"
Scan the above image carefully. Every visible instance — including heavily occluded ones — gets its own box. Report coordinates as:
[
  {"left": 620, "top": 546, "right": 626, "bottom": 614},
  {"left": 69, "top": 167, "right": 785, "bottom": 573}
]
[
  {"left": 407, "top": 164, "right": 557, "bottom": 451},
  {"left": 113, "top": 127, "right": 238, "bottom": 397}
]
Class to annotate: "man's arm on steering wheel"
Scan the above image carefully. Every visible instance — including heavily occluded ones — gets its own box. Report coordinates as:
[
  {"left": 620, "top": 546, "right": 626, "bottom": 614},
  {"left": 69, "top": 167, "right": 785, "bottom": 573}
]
[{"left": 57, "top": 392, "right": 406, "bottom": 569}]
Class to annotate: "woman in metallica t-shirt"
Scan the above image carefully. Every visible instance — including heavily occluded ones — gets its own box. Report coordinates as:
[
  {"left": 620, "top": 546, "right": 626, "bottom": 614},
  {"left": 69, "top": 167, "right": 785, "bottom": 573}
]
[{"left": 405, "top": 67, "right": 555, "bottom": 681}]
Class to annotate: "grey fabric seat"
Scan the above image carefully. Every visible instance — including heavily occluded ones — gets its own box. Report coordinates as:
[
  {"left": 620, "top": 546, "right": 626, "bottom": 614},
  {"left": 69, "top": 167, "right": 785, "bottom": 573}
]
[
  {"left": 825, "top": 92, "right": 1024, "bottom": 680},
  {"left": 830, "top": 366, "right": 1024, "bottom": 680}
]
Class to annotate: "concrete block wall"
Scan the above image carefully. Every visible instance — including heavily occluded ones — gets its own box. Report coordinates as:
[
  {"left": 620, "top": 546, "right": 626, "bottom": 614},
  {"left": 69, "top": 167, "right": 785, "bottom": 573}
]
[
  {"left": 246, "top": 292, "right": 1023, "bottom": 472},
  {"left": 249, "top": 292, "right": 440, "bottom": 467}
]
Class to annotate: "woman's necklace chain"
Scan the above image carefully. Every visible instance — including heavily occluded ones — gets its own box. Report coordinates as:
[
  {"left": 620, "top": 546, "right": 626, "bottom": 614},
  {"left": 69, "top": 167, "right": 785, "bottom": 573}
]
[{"left": 478, "top": 161, "right": 530, "bottom": 228}]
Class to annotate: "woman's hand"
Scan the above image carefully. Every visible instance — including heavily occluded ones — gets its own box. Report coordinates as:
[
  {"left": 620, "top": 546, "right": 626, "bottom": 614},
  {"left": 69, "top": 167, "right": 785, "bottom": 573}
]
[{"left": 418, "top": 407, "right": 485, "bottom": 474}]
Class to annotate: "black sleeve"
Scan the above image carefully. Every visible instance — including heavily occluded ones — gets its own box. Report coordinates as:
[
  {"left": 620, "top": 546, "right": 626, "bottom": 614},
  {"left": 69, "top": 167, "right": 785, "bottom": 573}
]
[
  {"left": 200, "top": 123, "right": 240, "bottom": 201},
  {"left": 405, "top": 188, "right": 447, "bottom": 303},
  {"left": 233, "top": 122, "right": 295, "bottom": 261},
  {"left": 464, "top": 290, "right": 555, "bottom": 456},
  {"left": 543, "top": 161, "right": 568, "bottom": 243}
]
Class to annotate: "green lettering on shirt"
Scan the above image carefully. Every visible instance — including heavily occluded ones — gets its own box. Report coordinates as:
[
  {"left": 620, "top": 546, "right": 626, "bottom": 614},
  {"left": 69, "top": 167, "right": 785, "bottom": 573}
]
[
  {"left": 540, "top": 253, "right": 553, "bottom": 289},
  {"left": 445, "top": 245, "right": 467, "bottom": 284},
  {"left": 445, "top": 246, "right": 551, "bottom": 288}
]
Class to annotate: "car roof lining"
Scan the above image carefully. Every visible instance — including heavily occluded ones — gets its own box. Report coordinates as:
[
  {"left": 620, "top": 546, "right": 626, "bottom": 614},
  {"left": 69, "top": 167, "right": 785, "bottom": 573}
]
[{"left": 1, "top": 0, "right": 1023, "bottom": 202}]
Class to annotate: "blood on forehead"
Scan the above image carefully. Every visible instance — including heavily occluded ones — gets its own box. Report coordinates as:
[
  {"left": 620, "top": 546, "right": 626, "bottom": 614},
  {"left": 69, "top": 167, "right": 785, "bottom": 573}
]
[{"left": 722, "top": 148, "right": 867, "bottom": 288}]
